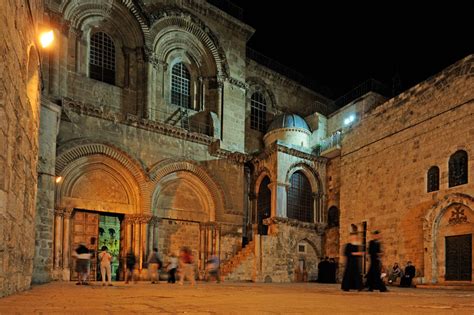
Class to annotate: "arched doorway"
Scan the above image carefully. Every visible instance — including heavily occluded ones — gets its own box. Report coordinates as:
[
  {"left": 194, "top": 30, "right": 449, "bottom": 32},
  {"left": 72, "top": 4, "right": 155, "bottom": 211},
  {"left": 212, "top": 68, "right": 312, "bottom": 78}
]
[
  {"left": 55, "top": 144, "right": 145, "bottom": 281},
  {"left": 256, "top": 176, "right": 271, "bottom": 235},
  {"left": 423, "top": 194, "right": 474, "bottom": 283}
]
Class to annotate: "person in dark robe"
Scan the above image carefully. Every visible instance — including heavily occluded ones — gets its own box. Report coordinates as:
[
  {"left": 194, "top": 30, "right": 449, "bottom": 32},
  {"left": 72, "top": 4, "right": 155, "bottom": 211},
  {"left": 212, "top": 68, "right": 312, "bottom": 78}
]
[
  {"left": 400, "top": 261, "right": 416, "bottom": 287},
  {"left": 366, "top": 230, "right": 388, "bottom": 292},
  {"left": 318, "top": 257, "right": 330, "bottom": 283},
  {"left": 341, "top": 232, "right": 364, "bottom": 291}
]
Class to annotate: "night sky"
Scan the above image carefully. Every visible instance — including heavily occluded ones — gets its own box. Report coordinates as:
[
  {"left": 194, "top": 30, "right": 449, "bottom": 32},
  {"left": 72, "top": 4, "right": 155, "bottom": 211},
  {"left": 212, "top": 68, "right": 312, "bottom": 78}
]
[{"left": 230, "top": 1, "right": 474, "bottom": 100}]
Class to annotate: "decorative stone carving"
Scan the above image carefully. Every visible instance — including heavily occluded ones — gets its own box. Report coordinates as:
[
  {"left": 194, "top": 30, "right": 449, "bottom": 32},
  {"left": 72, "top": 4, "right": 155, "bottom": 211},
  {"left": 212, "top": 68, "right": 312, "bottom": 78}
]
[
  {"left": 62, "top": 98, "right": 214, "bottom": 145},
  {"left": 448, "top": 204, "right": 469, "bottom": 225}
]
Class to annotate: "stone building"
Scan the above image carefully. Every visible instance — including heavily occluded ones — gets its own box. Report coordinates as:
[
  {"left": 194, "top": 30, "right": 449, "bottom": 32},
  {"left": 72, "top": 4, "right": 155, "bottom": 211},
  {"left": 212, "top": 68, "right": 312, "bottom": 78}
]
[{"left": 0, "top": 0, "right": 473, "bottom": 298}]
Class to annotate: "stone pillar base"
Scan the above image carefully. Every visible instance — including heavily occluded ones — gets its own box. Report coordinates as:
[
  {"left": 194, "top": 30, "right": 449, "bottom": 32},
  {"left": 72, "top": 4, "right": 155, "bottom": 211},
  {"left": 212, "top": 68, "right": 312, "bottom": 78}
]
[{"left": 62, "top": 268, "right": 71, "bottom": 281}]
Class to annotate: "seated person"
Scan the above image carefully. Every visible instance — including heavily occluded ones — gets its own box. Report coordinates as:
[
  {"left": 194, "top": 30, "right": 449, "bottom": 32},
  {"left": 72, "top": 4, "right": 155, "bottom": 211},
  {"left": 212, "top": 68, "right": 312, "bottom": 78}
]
[
  {"left": 388, "top": 262, "right": 403, "bottom": 284},
  {"left": 400, "top": 261, "right": 416, "bottom": 287}
]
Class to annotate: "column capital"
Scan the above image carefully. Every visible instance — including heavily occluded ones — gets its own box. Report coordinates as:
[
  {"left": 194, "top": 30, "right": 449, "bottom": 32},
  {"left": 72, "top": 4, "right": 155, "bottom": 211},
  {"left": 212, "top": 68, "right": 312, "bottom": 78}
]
[{"left": 54, "top": 207, "right": 65, "bottom": 217}]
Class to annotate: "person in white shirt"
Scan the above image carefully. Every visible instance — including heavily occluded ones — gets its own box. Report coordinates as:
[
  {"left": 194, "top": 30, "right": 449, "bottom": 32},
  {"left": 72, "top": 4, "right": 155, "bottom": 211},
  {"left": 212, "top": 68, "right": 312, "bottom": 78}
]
[{"left": 99, "top": 246, "right": 113, "bottom": 286}]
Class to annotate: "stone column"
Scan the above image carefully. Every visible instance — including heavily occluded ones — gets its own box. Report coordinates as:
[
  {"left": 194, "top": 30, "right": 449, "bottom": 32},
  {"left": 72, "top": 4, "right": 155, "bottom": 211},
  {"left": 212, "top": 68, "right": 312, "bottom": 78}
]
[
  {"left": 32, "top": 99, "right": 61, "bottom": 284},
  {"left": 133, "top": 220, "right": 140, "bottom": 268},
  {"left": 62, "top": 208, "right": 73, "bottom": 280},
  {"left": 270, "top": 182, "right": 288, "bottom": 218},
  {"left": 53, "top": 208, "right": 64, "bottom": 270}
]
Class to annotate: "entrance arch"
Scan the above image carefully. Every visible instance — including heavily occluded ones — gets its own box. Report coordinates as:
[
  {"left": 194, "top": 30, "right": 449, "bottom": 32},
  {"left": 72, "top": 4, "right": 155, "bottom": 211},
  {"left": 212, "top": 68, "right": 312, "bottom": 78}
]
[
  {"left": 423, "top": 193, "right": 474, "bottom": 283},
  {"left": 54, "top": 142, "right": 147, "bottom": 281}
]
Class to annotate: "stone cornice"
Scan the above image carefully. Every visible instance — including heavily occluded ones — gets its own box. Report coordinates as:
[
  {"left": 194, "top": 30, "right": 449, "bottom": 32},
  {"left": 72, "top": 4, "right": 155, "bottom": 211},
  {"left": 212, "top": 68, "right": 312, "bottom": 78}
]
[
  {"left": 124, "top": 214, "right": 157, "bottom": 224},
  {"left": 180, "top": 0, "right": 254, "bottom": 40},
  {"left": 263, "top": 217, "right": 327, "bottom": 234},
  {"left": 62, "top": 98, "right": 214, "bottom": 146},
  {"left": 208, "top": 140, "right": 251, "bottom": 165},
  {"left": 227, "top": 76, "right": 249, "bottom": 90},
  {"left": 255, "top": 142, "right": 326, "bottom": 164}
]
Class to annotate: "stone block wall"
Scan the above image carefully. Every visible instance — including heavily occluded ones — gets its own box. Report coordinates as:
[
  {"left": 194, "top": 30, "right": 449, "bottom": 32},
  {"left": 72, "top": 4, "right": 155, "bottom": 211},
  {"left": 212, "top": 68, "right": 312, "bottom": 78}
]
[
  {"left": 338, "top": 55, "right": 474, "bottom": 278},
  {"left": 0, "top": 0, "right": 43, "bottom": 297},
  {"left": 258, "top": 220, "right": 323, "bottom": 282}
]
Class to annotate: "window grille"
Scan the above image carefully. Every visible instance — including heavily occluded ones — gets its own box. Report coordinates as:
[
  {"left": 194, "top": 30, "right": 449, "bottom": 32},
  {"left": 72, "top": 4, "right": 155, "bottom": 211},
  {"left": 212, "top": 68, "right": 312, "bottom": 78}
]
[
  {"left": 257, "top": 176, "right": 271, "bottom": 235},
  {"left": 89, "top": 32, "right": 115, "bottom": 85},
  {"left": 287, "top": 171, "right": 313, "bottom": 223},
  {"left": 250, "top": 92, "right": 267, "bottom": 132},
  {"left": 327, "top": 206, "right": 340, "bottom": 227},
  {"left": 427, "top": 166, "right": 440, "bottom": 192},
  {"left": 171, "top": 62, "right": 191, "bottom": 108},
  {"left": 449, "top": 150, "right": 468, "bottom": 187}
]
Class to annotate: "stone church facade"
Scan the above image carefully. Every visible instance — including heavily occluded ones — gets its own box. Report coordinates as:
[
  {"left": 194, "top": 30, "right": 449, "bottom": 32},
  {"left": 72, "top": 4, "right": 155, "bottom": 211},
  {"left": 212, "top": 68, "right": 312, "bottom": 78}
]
[{"left": 0, "top": 0, "right": 473, "bottom": 297}]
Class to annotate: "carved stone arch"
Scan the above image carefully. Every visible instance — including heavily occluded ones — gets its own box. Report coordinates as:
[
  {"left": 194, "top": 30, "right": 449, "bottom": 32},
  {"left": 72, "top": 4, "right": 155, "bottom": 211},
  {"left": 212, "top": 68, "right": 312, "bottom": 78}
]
[
  {"left": 57, "top": 155, "right": 140, "bottom": 213},
  {"left": 301, "top": 237, "right": 322, "bottom": 258},
  {"left": 56, "top": 141, "right": 149, "bottom": 212},
  {"left": 286, "top": 162, "right": 323, "bottom": 193},
  {"left": 246, "top": 76, "right": 277, "bottom": 111},
  {"left": 61, "top": 0, "right": 145, "bottom": 47},
  {"left": 148, "top": 10, "right": 229, "bottom": 79},
  {"left": 423, "top": 193, "right": 474, "bottom": 283},
  {"left": 253, "top": 167, "right": 273, "bottom": 195},
  {"left": 148, "top": 159, "right": 229, "bottom": 221}
]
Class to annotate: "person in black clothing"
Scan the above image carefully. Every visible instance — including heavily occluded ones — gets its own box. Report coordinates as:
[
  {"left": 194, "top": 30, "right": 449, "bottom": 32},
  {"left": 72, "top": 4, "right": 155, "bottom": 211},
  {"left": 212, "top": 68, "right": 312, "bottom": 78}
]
[
  {"left": 341, "top": 232, "right": 364, "bottom": 291},
  {"left": 400, "top": 261, "right": 416, "bottom": 287},
  {"left": 318, "top": 257, "right": 330, "bottom": 283},
  {"left": 125, "top": 250, "right": 136, "bottom": 284},
  {"left": 366, "top": 230, "right": 388, "bottom": 292}
]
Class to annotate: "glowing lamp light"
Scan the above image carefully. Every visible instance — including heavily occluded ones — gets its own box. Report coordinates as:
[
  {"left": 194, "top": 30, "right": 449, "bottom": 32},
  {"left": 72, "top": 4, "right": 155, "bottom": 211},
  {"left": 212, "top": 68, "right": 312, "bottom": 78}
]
[
  {"left": 55, "top": 176, "right": 63, "bottom": 184},
  {"left": 344, "top": 114, "right": 356, "bottom": 126},
  {"left": 39, "top": 30, "right": 54, "bottom": 48}
]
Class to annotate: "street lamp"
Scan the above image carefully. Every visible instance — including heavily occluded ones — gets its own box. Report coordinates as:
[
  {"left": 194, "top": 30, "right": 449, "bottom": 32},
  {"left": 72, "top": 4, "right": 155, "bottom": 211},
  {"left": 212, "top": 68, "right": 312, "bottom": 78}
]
[{"left": 39, "top": 30, "right": 54, "bottom": 48}]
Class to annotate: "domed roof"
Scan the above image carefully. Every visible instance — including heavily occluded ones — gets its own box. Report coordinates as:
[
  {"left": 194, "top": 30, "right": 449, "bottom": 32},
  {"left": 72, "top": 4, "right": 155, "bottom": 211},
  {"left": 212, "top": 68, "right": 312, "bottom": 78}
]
[{"left": 267, "top": 113, "right": 310, "bottom": 133}]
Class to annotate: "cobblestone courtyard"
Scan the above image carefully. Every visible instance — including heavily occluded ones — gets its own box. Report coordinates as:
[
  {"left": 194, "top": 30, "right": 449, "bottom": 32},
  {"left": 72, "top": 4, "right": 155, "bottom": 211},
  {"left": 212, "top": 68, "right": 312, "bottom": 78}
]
[{"left": 0, "top": 282, "right": 473, "bottom": 314}]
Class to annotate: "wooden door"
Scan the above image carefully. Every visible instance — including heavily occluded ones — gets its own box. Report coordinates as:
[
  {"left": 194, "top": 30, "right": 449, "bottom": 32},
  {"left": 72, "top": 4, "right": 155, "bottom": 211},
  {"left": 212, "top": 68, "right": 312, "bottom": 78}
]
[
  {"left": 445, "top": 234, "right": 472, "bottom": 281},
  {"left": 71, "top": 211, "right": 99, "bottom": 281}
]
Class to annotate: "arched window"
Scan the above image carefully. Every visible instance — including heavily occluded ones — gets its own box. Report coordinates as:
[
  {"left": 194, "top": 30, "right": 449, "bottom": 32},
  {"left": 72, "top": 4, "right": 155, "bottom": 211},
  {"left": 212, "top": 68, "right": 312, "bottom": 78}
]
[
  {"left": 171, "top": 62, "right": 191, "bottom": 108},
  {"left": 256, "top": 176, "right": 271, "bottom": 235},
  {"left": 449, "top": 150, "right": 468, "bottom": 187},
  {"left": 250, "top": 92, "right": 267, "bottom": 132},
  {"left": 287, "top": 171, "right": 313, "bottom": 223},
  {"left": 89, "top": 32, "right": 116, "bottom": 85},
  {"left": 327, "top": 206, "right": 339, "bottom": 227},
  {"left": 427, "top": 166, "right": 439, "bottom": 192}
]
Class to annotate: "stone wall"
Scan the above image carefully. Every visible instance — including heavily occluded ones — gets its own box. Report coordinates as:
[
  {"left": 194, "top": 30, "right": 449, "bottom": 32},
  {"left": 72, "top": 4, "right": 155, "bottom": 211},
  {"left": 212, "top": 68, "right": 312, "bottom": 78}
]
[
  {"left": 258, "top": 219, "right": 323, "bottom": 282},
  {"left": 338, "top": 55, "right": 474, "bottom": 281},
  {"left": 0, "top": 0, "right": 43, "bottom": 297}
]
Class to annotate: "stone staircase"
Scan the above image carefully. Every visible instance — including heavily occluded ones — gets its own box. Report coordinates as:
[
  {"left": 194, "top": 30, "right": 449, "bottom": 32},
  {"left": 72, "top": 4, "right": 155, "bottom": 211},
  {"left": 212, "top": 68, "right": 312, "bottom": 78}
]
[{"left": 220, "top": 240, "right": 255, "bottom": 281}]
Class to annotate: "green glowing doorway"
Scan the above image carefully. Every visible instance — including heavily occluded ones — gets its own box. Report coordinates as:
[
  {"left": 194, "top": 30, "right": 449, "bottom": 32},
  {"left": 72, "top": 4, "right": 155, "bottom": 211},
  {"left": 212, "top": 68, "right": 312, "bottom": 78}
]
[{"left": 98, "top": 214, "right": 121, "bottom": 281}]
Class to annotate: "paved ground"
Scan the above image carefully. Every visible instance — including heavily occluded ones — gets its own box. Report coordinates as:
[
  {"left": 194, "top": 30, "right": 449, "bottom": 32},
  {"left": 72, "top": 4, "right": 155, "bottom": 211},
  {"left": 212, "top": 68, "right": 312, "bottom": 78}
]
[{"left": 1, "top": 282, "right": 474, "bottom": 314}]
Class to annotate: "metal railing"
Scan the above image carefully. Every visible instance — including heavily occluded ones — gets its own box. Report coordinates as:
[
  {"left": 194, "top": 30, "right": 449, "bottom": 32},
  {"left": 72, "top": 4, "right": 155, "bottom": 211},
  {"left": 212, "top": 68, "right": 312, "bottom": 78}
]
[
  {"left": 149, "top": 106, "right": 213, "bottom": 137},
  {"left": 334, "top": 79, "right": 389, "bottom": 108},
  {"left": 319, "top": 131, "right": 342, "bottom": 153}
]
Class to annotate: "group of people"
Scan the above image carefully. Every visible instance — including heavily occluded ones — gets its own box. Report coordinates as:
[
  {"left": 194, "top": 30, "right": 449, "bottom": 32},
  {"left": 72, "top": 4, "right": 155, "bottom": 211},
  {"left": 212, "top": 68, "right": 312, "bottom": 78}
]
[
  {"left": 74, "top": 243, "right": 219, "bottom": 286},
  {"left": 317, "top": 257, "right": 337, "bottom": 283},
  {"left": 341, "top": 230, "right": 416, "bottom": 292},
  {"left": 387, "top": 261, "right": 416, "bottom": 287}
]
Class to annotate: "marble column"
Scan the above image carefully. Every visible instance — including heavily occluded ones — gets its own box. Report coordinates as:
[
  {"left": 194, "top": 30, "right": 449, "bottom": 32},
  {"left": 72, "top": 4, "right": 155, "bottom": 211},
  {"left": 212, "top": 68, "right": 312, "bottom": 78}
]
[
  {"left": 62, "top": 208, "right": 73, "bottom": 280},
  {"left": 53, "top": 209, "right": 64, "bottom": 269}
]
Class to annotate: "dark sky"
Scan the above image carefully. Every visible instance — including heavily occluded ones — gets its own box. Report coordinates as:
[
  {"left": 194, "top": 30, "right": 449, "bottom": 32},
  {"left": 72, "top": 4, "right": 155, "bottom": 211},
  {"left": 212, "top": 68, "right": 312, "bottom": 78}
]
[{"left": 230, "top": 1, "right": 473, "bottom": 100}]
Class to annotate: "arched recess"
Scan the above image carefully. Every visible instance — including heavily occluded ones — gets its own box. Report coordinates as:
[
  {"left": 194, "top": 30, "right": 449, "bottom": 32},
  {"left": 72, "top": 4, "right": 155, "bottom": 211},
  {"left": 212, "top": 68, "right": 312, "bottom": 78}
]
[
  {"left": 147, "top": 10, "right": 228, "bottom": 118},
  {"left": 286, "top": 162, "right": 325, "bottom": 223},
  {"left": 149, "top": 160, "right": 228, "bottom": 222},
  {"left": 423, "top": 193, "right": 474, "bottom": 283},
  {"left": 56, "top": 142, "right": 148, "bottom": 213},
  {"left": 61, "top": 0, "right": 145, "bottom": 89},
  {"left": 246, "top": 77, "right": 277, "bottom": 118}
]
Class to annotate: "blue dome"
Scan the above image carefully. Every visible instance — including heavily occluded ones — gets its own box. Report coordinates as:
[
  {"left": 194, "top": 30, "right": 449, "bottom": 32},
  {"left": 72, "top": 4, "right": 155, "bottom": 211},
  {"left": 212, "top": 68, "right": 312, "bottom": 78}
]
[{"left": 267, "top": 114, "right": 310, "bottom": 133}]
